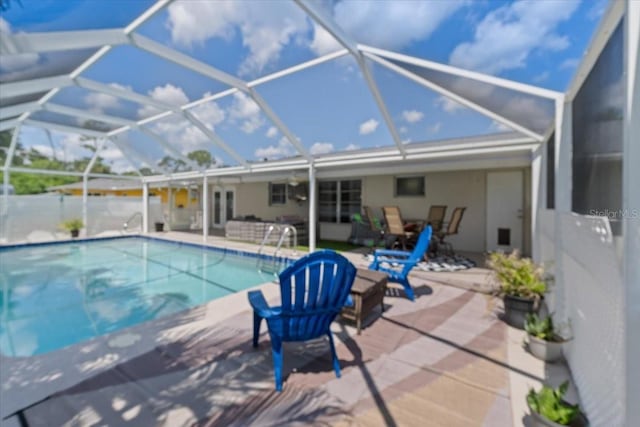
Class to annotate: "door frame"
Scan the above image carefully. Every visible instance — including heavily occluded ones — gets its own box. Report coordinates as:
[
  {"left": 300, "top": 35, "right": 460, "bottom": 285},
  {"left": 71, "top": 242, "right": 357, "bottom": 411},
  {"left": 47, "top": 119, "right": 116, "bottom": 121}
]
[
  {"left": 485, "top": 169, "right": 526, "bottom": 253},
  {"left": 210, "top": 185, "right": 236, "bottom": 228}
]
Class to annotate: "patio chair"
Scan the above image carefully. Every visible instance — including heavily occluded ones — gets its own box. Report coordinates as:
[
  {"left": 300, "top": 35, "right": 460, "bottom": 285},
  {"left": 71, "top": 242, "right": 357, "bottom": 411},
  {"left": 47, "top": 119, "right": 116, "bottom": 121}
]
[
  {"left": 382, "top": 206, "right": 415, "bottom": 249},
  {"left": 368, "top": 225, "right": 432, "bottom": 301},
  {"left": 436, "top": 207, "right": 466, "bottom": 255},
  {"left": 248, "top": 250, "right": 357, "bottom": 391},
  {"left": 426, "top": 205, "right": 447, "bottom": 233}
]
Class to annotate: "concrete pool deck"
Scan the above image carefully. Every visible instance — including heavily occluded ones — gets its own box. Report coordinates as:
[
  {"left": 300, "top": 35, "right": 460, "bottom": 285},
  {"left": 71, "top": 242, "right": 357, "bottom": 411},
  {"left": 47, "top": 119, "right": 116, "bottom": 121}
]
[{"left": 1, "top": 232, "right": 575, "bottom": 426}]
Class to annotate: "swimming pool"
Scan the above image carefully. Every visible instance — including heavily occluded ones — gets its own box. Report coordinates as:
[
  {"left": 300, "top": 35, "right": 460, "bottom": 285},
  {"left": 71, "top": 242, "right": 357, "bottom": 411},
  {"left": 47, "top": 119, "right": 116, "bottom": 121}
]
[{"left": 0, "top": 237, "right": 284, "bottom": 357}]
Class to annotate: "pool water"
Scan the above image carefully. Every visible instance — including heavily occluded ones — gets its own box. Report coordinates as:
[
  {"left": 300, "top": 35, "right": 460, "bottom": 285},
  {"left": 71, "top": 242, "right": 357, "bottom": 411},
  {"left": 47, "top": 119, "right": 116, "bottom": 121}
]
[{"left": 0, "top": 237, "right": 281, "bottom": 357}]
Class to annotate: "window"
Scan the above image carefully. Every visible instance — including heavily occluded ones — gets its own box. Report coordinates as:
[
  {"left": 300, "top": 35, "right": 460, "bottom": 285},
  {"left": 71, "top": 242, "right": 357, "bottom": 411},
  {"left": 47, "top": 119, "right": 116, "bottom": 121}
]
[
  {"left": 572, "top": 21, "right": 624, "bottom": 234},
  {"left": 319, "top": 180, "right": 361, "bottom": 223},
  {"left": 269, "top": 183, "right": 287, "bottom": 205},
  {"left": 395, "top": 176, "right": 424, "bottom": 197},
  {"left": 546, "top": 132, "right": 555, "bottom": 209}
]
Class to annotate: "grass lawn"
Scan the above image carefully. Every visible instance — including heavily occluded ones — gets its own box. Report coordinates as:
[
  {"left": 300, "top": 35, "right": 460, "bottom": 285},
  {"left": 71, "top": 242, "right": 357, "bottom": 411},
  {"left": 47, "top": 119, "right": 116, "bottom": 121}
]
[{"left": 295, "top": 240, "right": 366, "bottom": 253}]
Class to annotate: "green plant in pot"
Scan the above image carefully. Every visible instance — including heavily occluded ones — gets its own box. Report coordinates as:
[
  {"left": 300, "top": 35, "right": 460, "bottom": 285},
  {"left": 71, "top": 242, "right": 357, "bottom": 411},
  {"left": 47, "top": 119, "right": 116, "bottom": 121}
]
[
  {"left": 487, "top": 250, "right": 546, "bottom": 329},
  {"left": 527, "top": 381, "right": 586, "bottom": 427},
  {"left": 525, "top": 313, "right": 569, "bottom": 362},
  {"left": 61, "top": 218, "right": 83, "bottom": 238}
]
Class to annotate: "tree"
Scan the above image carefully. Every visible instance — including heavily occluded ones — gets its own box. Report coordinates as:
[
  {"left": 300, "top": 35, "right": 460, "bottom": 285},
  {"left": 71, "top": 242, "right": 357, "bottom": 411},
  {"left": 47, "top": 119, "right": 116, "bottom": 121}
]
[
  {"left": 187, "top": 150, "right": 214, "bottom": 168},
  {"left": 158, "top": 155, "right": 189, "bottom": 173}
]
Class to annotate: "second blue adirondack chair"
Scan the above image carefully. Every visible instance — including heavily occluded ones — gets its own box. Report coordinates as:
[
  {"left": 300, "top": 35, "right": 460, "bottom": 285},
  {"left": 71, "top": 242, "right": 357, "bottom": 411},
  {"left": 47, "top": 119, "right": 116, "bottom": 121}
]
[
  {"left": 368, "top": 225, "right": 432, "bottom": 301},
  {"left": 248, "top": 250, "right": 357, "bottom": 391}
]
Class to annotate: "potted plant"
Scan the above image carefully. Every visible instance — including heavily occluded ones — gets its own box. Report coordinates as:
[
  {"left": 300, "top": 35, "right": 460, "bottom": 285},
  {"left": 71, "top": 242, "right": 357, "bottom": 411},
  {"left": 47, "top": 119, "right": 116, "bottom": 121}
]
[
  {"left": 525, "top": 313, "right": 570, "bottom": 362},
  {"left": 61, "top": 218, "right": 83, "bottom": 238},
  {"left": 154, "top": 221, "right": 164, "bottom": 232},
  {"left": 527, "top": 381, "right": 587, "bottom": 427},
  {"left": 487, "top": 250, "right": 546, "bottom": 329}
]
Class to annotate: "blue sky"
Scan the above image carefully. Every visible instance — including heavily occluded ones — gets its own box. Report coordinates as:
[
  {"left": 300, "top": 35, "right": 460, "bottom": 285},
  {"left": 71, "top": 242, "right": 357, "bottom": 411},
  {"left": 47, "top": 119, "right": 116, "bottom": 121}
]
[{"left": 0, "top": 0, "right": 607, "bottom": 173}]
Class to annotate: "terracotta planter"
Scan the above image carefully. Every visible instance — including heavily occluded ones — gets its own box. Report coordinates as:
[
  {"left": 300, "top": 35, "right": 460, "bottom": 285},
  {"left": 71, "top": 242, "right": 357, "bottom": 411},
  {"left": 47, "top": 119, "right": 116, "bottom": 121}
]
[
  {"left": 528, "top": 334, "right": 565, "bottom": 362},
  {"left": 503, "top": 294, "right": 539, "bottom": 329}
]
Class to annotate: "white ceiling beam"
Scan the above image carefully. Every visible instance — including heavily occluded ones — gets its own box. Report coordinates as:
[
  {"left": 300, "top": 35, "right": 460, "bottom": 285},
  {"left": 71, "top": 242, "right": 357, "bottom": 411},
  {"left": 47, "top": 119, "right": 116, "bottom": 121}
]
[
  {"left": 0, "top": 101, "right": 40, "bottom": 121},
  {"left": 75, "top": 77, "right": 174, "bottom": 110},
  {"left": 3, "top": 125, "right": 21, "bottom": 169},
  {"left": 182, "top": 110, "right": 248, "bottom": 167},
  {"left": 0, "top": 75, "right": 73, "bottom": 99},
  {"left": 294, "top": 0, "right": 358, "bottom": 55},
  {"left": 23, "top": 119, "right": 108, "bottom": 138},
  {"left": 365, "top": 52, "right": 545, "bottom": 142},
  {"left": 0, "top": 29, "right": 128, "bottom": 55},
  {"left": 248, "top": 88, "right": 311, "bottom": 160},
  {"left": 138, "top": 127, "right": 202, "bottom": 171},
  {"left": 44, "top": 103, "right": 135, "bottom": 127},
  {"left": 0, "top": 119, "right": 21, "bottom": 132},
  {"left": 129, "top": 34, "right": 249, "bottom": 90},
  {"left": 75, "top": 78, "right": 247, "bottom": 166},
  {"left": 358, "top": 59, "right": 406, "bottom": 156},
  {"left": 125, "top": 0, "right": 175, "bottom": 34},
  {"left": 359, "top": 45, "right": 563, "bottom": 101},
  {"left": 294, "top": 0, "right": 405, "bottom": 156},
  {"left": 83, "top": 138, "right": 106, "bottom": 176},
  {"left": 108, "top": 136, "right": 161, "bottom": 176},
  {"left": 248, "top": 49, "right": 350, "bottom": 87}
]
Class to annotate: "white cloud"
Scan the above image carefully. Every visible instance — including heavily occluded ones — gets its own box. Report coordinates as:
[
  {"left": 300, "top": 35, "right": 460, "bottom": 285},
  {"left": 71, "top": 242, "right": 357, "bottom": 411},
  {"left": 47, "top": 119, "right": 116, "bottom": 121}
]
[
  {"left": 533, "top": 71, "right": 550, "bottom": 83},
  {"left": 255, "top": 136, "right": 296, "bottom": 160},
  {"left": 266, "top": 126, "right": 278, "bottom": 138},
  {"left": 450, "top": 0, "right": 580, "bottom": 74},
  {"left": 228, "top": 92, "right": 264, "bottom": 134},
  {"left": 309, "top": 23, "right": 343, "bottom": 56},
  {"left": 490, "top": 120, "right": 512, "bottom": 132},
  {"left": 142, "top": 86, "right": 227, "bottom": 155},
  {"left": 359, "top": 118, "right": 379, "bottom": 135},
  {"left": 85, "top": 83, "right": 130, "bottom": 113},
  {"left": 399, "top": 126, "right": 408, "bottom": 134},
  {"left": 435, "top": 96, "right": 464, "bottom": 113},
  {"left": 167, "top": 0, "right": 308, "bottom": 76},
  {"left": 309, "top": 142, "right": 334, "bottom": 155},
  {"left": 401, "top": 110, "right": 424, "bottom": 124},
  {"left": 345, "top": 144, "right": 360, "bottom": 151},
  {"left": 312, "top": 1, "right": 465, "bottom": 54},
  {"left": 560, "top": 58, "right": 579, "bottom": 70},
  {"left": 138, "top": 83, "right": 189, "bottom": 118},
  {"left": 0, "top": 18, "right": 40, "bottom": 73},
  {"left": 429, "top": 122, "right": 442, "bottom": 134}
]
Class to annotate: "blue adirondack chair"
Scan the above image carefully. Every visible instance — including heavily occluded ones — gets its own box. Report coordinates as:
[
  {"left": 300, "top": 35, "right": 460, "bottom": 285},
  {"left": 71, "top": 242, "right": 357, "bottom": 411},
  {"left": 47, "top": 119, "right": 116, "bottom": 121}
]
[
  {"left": 368, "top": 225, "right": 432, "bottom": 301},
  {"left": 248, "top": 250, "right": 357, "bottom": 391}
]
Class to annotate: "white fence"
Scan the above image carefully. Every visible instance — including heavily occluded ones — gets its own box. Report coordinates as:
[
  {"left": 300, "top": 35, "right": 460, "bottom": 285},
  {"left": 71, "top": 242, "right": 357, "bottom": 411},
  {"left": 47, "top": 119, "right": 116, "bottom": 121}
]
[
  {"left": 0, "top": 195, "right": 162, "bottom": 243},
  {"left": 553, "top": 212, "right": 624, "bottom": 427}
]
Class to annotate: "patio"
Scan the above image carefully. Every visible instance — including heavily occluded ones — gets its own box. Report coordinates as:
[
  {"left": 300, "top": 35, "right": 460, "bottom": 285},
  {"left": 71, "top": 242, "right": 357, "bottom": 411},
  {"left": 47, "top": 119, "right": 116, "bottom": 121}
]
[{"left": 2, "top": 232, "right": 573, "bottom": 427}]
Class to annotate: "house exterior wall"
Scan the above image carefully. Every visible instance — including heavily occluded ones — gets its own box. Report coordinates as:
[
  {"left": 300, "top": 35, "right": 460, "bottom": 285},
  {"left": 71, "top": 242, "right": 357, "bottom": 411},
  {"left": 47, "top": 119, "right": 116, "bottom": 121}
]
[
  {"left": 52, "top": 187, "right": 193, "bottom": 207},
  {"left": 361, "top": 170, "right": 489, "bottom": 253},
  {"left": 233, "top": 182, "right": 308, "bottom": 221}
]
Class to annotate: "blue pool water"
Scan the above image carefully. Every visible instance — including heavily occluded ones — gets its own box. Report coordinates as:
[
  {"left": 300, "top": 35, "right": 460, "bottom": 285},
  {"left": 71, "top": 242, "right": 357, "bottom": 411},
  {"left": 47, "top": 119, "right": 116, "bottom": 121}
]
[{"left": 0, "top": 237, "right": 282, "bottom": 357}]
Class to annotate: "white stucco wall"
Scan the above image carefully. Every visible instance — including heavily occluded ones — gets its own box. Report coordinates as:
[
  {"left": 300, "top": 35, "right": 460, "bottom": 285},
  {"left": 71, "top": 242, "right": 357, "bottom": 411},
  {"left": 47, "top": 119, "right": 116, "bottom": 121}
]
[
  {"left": 233, "top": 182, "right": 308, "bottom": 222},
  {"left": 362, "top": 170, "right": 489, "bottom": 253}
]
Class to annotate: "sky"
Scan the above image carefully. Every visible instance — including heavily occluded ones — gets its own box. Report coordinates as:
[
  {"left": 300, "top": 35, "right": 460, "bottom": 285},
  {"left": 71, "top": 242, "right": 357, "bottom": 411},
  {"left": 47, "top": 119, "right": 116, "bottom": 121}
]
[{"left": 0, "top": 0, "right": 608, "bottom": 174}]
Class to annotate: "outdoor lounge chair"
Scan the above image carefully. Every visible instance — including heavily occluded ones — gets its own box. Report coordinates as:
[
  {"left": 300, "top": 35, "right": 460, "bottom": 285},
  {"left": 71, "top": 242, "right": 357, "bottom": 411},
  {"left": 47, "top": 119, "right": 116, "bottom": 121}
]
[
  {"left": 248, "top": 250, "right": 357, "bottom": 391},
  {"left": 436, "top": 207, "right": 466, "bottom": 255},
  {"left": 426, "top": 205, "right": 447, "bottom": 233},
  {"left": 368, "top": 225, "right": 432, "bottom": 301},
  {"left": 382, "top": 206, "right": 416, "bottom": 249}
]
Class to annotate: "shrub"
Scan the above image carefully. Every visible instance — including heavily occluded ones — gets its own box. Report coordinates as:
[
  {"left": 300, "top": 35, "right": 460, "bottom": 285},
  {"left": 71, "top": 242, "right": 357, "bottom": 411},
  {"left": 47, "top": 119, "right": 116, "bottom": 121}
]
[
  {"left": 487, "top": 250, "right": 546, "bottom": 300},
  {"left": 61, "top": 218, "right": 83, "bottom": 232},
  {"left": 527, "top": 381, "right": 580, "bottom": 425}
]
